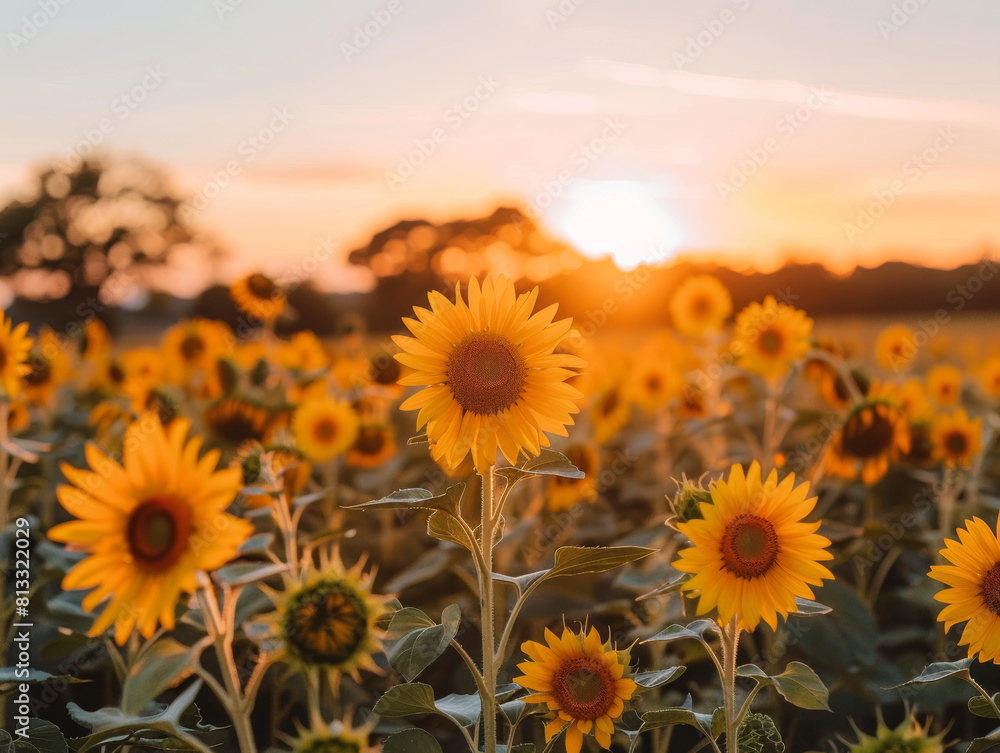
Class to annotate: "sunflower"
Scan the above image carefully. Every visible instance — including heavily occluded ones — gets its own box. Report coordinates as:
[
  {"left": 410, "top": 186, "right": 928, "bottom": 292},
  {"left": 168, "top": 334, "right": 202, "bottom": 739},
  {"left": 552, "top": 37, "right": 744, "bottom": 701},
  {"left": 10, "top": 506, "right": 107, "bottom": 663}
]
[
  {"left": 293, "top": 397, "right": 360, "bottom": 462},
  {"left": 394, "top": 276, "right": 585, "bottom": 473},
  {"left": 673, "top": 461, "right": 834, "bottom": 631},
  {"left": 817, "top": 367, "right": 870, "bottom": 411},
  {"left": 979, "top": 356, "right": 1000, "bottom": 400},
  {"left": 276, "top": 331, "right": 329, "bottom": 372},
  {"left": 926, "top": 364, "right": 962, "bottom": 408},
  {"left": 626, "top": 361, "right": 679, "bottom": 414},
  {"left": 875, "top": 325, "right": 916, "bottom": 371},
  {"left": 23, "top": 328, "right": 71, "bottom": 408},
  {"left": 119, "top": 347, "right": 165, "bottom": 386},
  {"left": 346, "top": 424, "right": 396, "bottom": 469},
  {"left": 677, "top": 381, "right": 709, "bottom": 420},
  {"left": 932, "top": 409, "right": 982, "bottom": 468},
  {"left": 591, "top": 383, "right": 630, "bottom": 444},
  {"left": 162, "top": 318, "right": 230, "bottom": 386},
  {"left": 0, "top": 311, "right": 34, "bottom": 399},
  {"left": 233, "top": 441, "right": 311, "bottom": 509},
  {"left": 669, "top": 274, "right": 733, "bottom": 337},
  {"left": 930, "top": 516, "right": 1000, "bottom": 664},
  {"left": 49, "top": 413, "right": 251, "bottom": 644},
  {"left": 903, "top": 420, "right": 936, "bottom": 467},
  {"left": 844, "top": 711, "right": 947, "bottom": 753},
  {"left": 268, "top": 553, "right": 389, "bottom": 679},
  {"left": 896, "top": 379, "right": 932, "bottom": 420},
  {"left": 6, "top": 400, "right": 30, "bottom": 435},
  {"left": 547, "top": 444, "right": 599, "bottom": 512},
  {"left": 825, "top": 383, "right": 910, "bottom": 484},
  {"left": 206, "top": 396, "right": 278, "bottom": 446},
  {"left": 515, "top": 626, "right": 635, "bottom": 753},
  {"left": 733, "top": 296, "right": 813, "bottom": 382},
  {"left": 287, "top": 716, "right": 376, "bottom": 753},
  {"left": 231, "top": 272, "right": 286, "bottom": 323}
]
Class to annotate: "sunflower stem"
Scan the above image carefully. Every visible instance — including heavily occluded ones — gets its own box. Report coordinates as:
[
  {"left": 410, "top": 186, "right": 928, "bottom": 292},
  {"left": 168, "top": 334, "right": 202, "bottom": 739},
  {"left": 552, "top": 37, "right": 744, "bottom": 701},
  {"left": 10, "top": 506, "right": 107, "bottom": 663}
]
[
  {"left": 195, "top": 573, "right": 258, "bottom": 753},
  {"left": 964, "top": 674, "right": 1000, "bottom": 719},
  {"left": 480, "top": 465, "right": 499, "bottom": 753},
  {"left": 720, "top": 616, "right": 742, "bottom": 753}
]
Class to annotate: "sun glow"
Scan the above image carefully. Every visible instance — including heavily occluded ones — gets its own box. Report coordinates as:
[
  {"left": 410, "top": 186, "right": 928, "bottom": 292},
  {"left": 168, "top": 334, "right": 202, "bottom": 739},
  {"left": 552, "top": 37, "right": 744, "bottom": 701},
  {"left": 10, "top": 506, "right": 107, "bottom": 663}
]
[{"left": 546, "top": 180, "right": 682, "bottom": 270}]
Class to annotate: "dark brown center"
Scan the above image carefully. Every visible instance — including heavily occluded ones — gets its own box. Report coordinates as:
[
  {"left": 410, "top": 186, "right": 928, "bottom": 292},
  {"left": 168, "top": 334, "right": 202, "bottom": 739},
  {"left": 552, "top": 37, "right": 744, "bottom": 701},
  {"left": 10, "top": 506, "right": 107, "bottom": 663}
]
[
  {"left": 720, "top": 514, "right": 780, "bottom": 578},
  {"left": 447, "top": 333, "right": 526, "bottom": 415},
  {"left": 127, "top": 495, "right": 192, "bottom": 573},
  {"left": 944, "top": 431, "right": 969, "bottom": 456},
  {"left": 181, "top": 335, "right": 206, "bottom": 361},
  {"left": 759, "top": 328, "right": 784, "bottom": 355},
  {"left": 842, "top": 406, "right": 895, "bottom": 459},
  {"left": 247, "top": 273, "right": 278, "bottom": 299},
  {"left": 353, "top": 426, "right": 385, "bottom": 455},
  {"left": 982, "top": 562, "right": 1000, "bottom": 615},
  {"left": 551, "top": 656, "right": 616, "bottom": 721},
  {"left": 313, "top": 418, "right": 338, "bottom": 443}
]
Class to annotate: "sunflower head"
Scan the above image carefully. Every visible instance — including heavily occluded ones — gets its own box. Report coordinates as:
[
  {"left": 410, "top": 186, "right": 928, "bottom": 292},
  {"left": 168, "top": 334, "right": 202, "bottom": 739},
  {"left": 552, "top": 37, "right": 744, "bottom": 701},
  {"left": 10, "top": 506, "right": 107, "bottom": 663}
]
[
  {"left": 627, "top": 362, "right": 679, "bottom": 413},
  {"left": 346, "top": 424, "right": 396, "bottom": 469},
  {"left": 674, "top": 461, "right": 834, "bottom": 631},
  {"left": 231, "top": 272, "right": 286, "bottom": 323},
  {"left": 591, "top": 382, "right": 629, "bottom": 444},
  {"left": 669, "top": 274, "right": 733, "bottom": 337},
  {"left": 903, "top": 421, "right": 936, "bottom": 467},
  {"left": 206, "top": 396, "right": 278, "bottom": 447},
  {"left": 49, "top": 413, "right": 251, "bottom": 644},
  {"left": 547, "top": 444, "right": 599, "bottom": 512},
  {"left": 287, "top": 716, "right": 376, "bottom": 753},
  {"left": 293, "top": 397, "right": 360, "bottom": 463},
  {"left": 875, "top": 325, "right": 916, "bottom": 371},
  {"left": 737, "top": 712, "right": 786, "bottom": 753},
  {"left": 515, "top": 626, "right": 637, "bottom": 753},
  {"left": 844, "top": 711, "right": 946, "bottom": 753},
  {"left": 926, "top": 364, "right": 962, "bottom": 407},
  {"left": 979, "top": 355, "right": 1000, "bottom": 399},
  {"left": 670, "top": 474, "right": 713, "bottom": 524},
  {"left": 931, "top": 409, "right": 982, "bottom": 468},
  {"left": 273, "top": 555, "right": 389, "bottom": 678},
  {"left": 930, "top": 516, "right": 1000, "bottom": 663},
  {"left": 827, "top": 390, "right": 910, "bottom": 484},
  {"left": 0, "top": 311, "right": 35, "bottom": 399},
  {"left": 394, "top": 276, "right": 585, "bottom": 473},
  {"left": 733, "top": 296, "right": 813, "bottom": 382}
]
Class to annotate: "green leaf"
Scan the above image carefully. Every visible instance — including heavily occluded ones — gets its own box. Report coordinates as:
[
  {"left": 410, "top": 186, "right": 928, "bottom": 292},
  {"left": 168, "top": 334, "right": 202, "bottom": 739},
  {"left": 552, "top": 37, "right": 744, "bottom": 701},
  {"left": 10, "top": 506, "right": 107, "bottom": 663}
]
[
  {"left": 212, "top": 562, "right": 287, "bottom": 586},
  {"left": 739, "top": 662, "right": 831, "bottom": 711},
  {"left": 495, "top": 449, "right": 585, "bottom": 485},
  {"left": 387, "top": 605, "right": 461, "bottom": 681},
  {"left": 886, "top": 658, "right": 973, "bottom": 689},
  {"left": 380, "top": 729, "right": 442, "bottom": 753},
  {"left": 237, "top": 533, "right": 274, "bottom": 555},
  {"left": 968, "top": 724, "right": 1000, "bottom": 753},
  {"left": 791, "top": 598, "right": 832, "bottom": 616},
  {"left": 633, "top": 666, "right": 686, "bottom": 689},
  {"left": 547, "top": 545, "right": 656, "bottom": 579},
  {"left": 122, "top": 638, "right": 203, "bottom": 716},
  {"left": 639, "top": 703, "right": 712, "bottom": 735},
  {"left": 427, "top": 511, "right": 474, "bottom": 550},
  {"left": 969, "top": 694, "right": 1000, "bottom": 719},
  {"left": 644, "top": 620, "right": 719, "bottom": 646},
  {"left": 385, "top": 607, "right": 435, "bottom": 636},
  {"left": 6, "top": 718, "right": 67, "bottom": 753},
  {"left": 710, "top": 706, "right": 727, "bottom": 739},
  {"left": 636, "top": 573, "right": 692, "bottom": 601},
  {"left": 0, "top": 669, "right": 87, "bottom": 696},
  {"left": 345, "top": 483, "right": 465, "bottom": 515},
  {"left": 373, "top": 683, "right": 480, "bottom": 729}
]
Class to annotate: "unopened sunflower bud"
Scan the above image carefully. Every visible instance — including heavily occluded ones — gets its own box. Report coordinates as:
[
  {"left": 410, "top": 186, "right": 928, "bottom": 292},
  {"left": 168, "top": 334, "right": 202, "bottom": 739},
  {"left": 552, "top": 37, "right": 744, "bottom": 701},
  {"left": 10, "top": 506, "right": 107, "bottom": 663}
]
[
  {"left": 845, "top": 712, "right": 946, "bottom": 753},
  {"left": 738, "top": 712, "right": 785, "bottom": 753},
  {"left": 671, "top": 477, "right": 712, "bottom": 523}
]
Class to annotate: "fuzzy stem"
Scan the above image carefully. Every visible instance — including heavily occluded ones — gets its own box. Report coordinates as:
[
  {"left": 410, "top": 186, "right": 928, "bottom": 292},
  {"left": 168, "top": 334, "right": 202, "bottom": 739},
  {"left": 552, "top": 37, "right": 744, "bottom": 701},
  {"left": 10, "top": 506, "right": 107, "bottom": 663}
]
[
  {"left": 480, "top": 466, "right": 498, "bottom": 753},
  {"left": 721, "top": 616, "right": 742, "bottom": 753}
]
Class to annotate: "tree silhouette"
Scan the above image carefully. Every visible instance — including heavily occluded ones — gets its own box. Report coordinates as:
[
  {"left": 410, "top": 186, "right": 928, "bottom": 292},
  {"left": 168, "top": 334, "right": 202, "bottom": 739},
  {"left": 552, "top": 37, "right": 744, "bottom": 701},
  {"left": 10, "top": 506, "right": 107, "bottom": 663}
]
[{"left": 0, "top": 156, "right": 221, "bottom": 306}]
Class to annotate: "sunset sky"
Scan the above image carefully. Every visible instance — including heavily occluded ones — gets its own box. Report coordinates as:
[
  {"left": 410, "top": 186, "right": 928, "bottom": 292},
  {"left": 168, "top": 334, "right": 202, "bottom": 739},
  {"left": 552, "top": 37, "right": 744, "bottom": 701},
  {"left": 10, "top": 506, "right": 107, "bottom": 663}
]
[{"left": 3, "top": 0, "right": 1000, "bottom": 290}]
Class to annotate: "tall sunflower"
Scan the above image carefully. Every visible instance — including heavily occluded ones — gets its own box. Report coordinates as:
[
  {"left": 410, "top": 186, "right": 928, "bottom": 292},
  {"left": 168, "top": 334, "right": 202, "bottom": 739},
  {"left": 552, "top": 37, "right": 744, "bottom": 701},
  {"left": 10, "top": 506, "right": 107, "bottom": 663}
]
[
  {"left": 673, "top": 461, "right": 834, "bottom": 631},
  {"left": 266, "top": 552, "right": 390, "bottom": 680},
  {"left": 49, "top": 414, "right": 251, "bottom": 644},
  {"left": 825, "top": 382, "right": 910, "bottom": 484},
  {"left": 394, "top": 276, "right": 585, "bottom": 473},
  {"left": 591, "top": 382, "right": 629, "bottom": 444},
  {"left": 231, "top": 272, "right": 286, "bottom": 323},
  {"left": 732, "top": 296, "right": 813, "bottom": 382},
  {"left": 515, "top": 626, "right": 636, "bottom": 753},
  {"left": 930, "top": 516, "right": 1000, "bottom": 664},
  {"left": 293, "top": 397, "right": 360, "bottom": 462},
  {"left": 979, "top": 355, "right": 1000, "bottom": 400},
  {"left": 547, "top": 444, "right": 599, "bottom": 512},
  {"left": 0, "top": 311, "right": 34, "bottom": 399},
  {"left": 626, "top": 361, "right": 679, "bottom": 414},
  {"left": 346, "top": 424, "right": 396, "bottom": 469},
  {"left": 932, "top": 409, "right": 982, "bottom": 468},
  {"left": 668, "top": 274, "right": 732, "bottom": 337},
  {"left": 162, "top": 318, "right": 230, "bottom": 385}
]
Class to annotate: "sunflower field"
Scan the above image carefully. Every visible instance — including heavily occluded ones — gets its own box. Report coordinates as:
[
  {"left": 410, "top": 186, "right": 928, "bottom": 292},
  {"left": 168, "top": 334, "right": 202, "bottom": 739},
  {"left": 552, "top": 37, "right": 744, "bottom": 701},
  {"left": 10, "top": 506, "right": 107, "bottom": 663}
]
[{"left": 3, "top": 269, "right": 1000, "bottom": 753}]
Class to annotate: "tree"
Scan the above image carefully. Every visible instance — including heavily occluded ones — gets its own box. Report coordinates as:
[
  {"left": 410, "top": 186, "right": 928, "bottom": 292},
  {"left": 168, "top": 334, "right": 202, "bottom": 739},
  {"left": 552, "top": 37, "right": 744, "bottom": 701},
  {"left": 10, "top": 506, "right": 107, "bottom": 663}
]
[{"left": 0, "top": 156, "right": 222, "bottom": 309}]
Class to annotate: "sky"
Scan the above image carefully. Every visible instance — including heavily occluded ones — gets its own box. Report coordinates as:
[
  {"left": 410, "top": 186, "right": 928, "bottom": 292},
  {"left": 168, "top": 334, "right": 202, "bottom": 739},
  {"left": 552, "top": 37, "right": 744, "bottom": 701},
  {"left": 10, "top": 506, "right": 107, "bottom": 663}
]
[{"left": 3, "top": 0, "right": 1000, "bottom": 290}]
